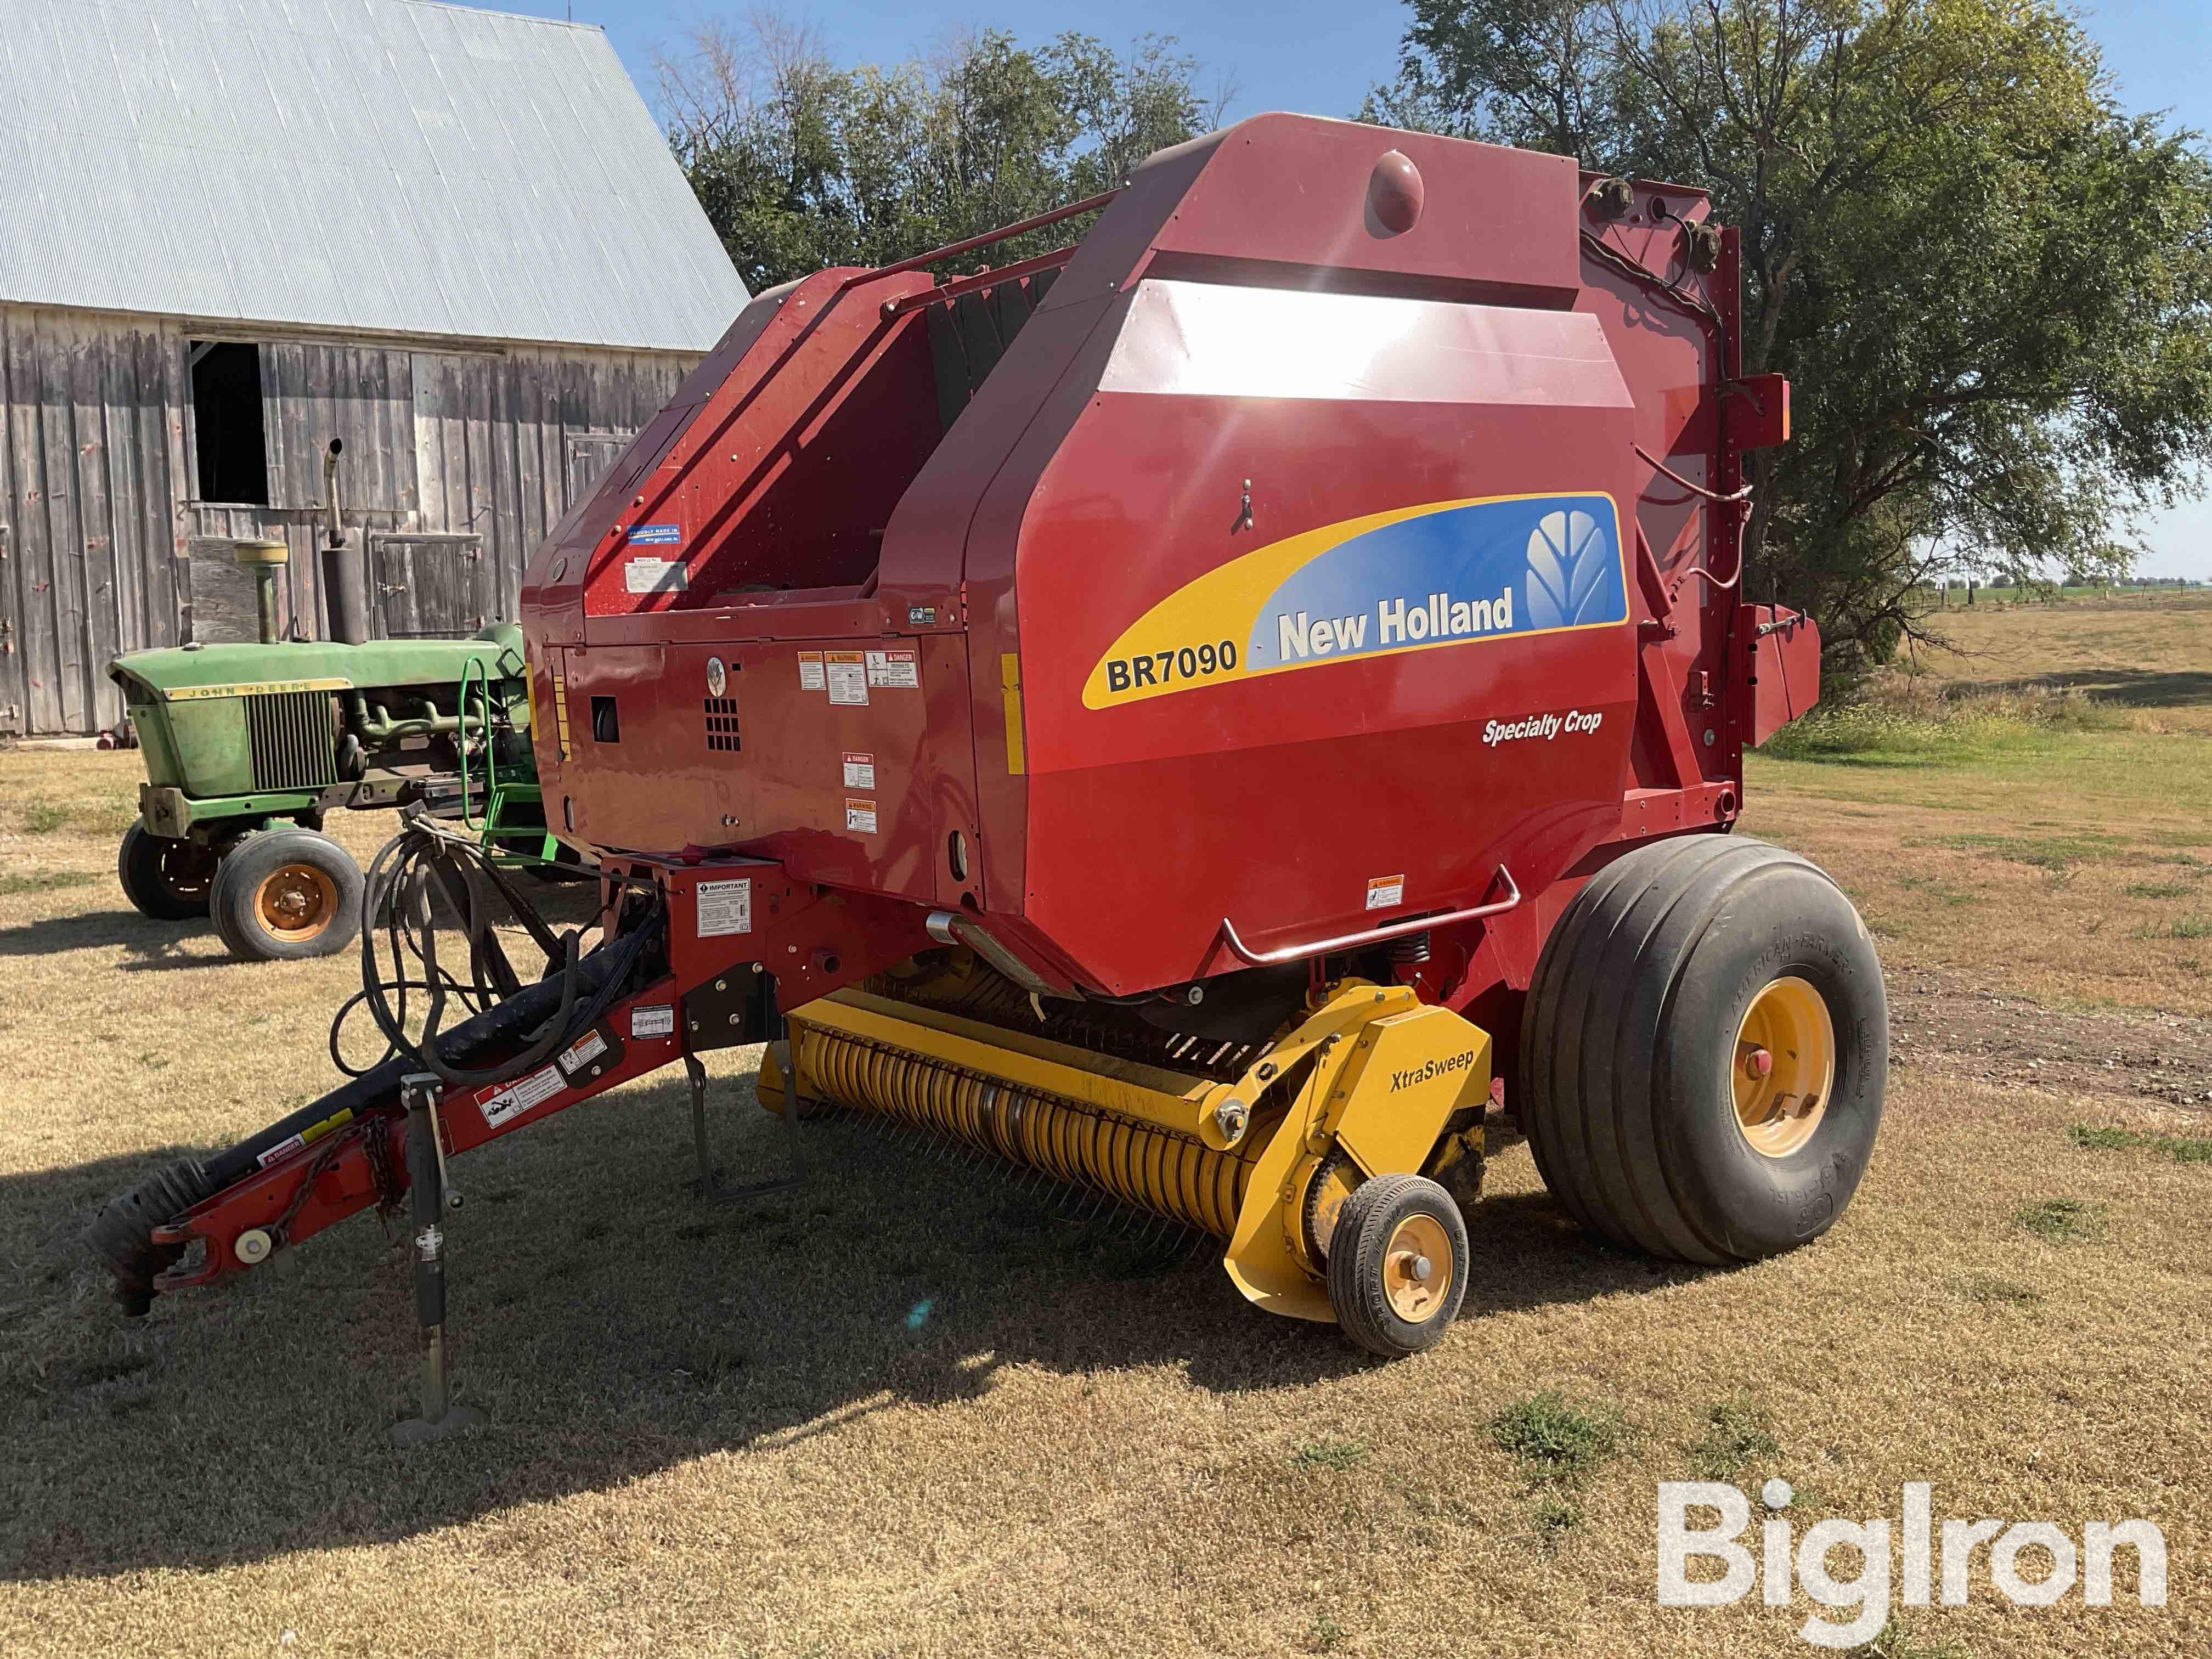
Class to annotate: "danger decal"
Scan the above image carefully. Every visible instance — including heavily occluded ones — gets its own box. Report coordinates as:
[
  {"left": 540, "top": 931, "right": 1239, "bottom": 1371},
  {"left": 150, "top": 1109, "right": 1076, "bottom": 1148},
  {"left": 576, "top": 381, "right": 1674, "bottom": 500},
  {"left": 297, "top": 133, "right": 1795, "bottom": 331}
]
[{"left": 1084, "top": 493, "right": 1628, "bottom": 708}]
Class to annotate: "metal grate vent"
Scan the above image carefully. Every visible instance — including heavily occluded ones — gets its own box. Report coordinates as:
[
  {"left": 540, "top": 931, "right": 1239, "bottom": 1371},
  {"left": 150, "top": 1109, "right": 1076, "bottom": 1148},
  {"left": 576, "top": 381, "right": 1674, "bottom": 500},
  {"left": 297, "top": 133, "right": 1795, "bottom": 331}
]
[
  {"left": 246, "top": 690, "right": 340, "bottom": 791},
  {"left": 704, "top": 697, "right": 741, "bottom": 753}
]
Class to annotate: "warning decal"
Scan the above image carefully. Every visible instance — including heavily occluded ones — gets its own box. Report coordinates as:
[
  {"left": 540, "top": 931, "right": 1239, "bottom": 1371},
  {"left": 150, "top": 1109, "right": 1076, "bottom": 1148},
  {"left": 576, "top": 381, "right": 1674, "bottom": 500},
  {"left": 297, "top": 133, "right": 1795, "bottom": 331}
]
[
  {"left": 845, "top": 799, "right": 878, "bottom": 834},
  {"left": 866, "top": 648, "right": 919, "bottom": 689},
  {"left": 555, "top": 1028, "right": 610, "bottom": 1077},
  {"left": 477, "top": 1064, "right": 566, "bottom": 1130},
  {"left": 798, "top": 652, "right": 826, "bottom": 691},
  {"left": 826, "top": 651, "right": 868, "bottom": 706},
  {"left": 1365, "top": 874, "right": 1406, "bottom": 911}
]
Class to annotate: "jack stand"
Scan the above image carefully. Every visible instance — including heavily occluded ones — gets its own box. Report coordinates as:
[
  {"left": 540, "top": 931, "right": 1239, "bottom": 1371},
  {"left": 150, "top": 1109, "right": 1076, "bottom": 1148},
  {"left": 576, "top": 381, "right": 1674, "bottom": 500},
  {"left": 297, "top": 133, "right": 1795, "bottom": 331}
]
[
  {"left": 684, "top": 1041, "right": 806, "bottom": 1205},
  {"left": 392, "top": 1073, "right": 485, "bottom": 1448}
]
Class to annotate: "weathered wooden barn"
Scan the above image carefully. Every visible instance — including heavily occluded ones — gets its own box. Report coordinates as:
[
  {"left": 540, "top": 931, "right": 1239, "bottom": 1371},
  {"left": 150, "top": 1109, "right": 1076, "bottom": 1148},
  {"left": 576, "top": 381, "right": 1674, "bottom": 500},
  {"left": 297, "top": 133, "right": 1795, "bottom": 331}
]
[{"left": 0, "top": 0, "right": 748, "bottom": 736}]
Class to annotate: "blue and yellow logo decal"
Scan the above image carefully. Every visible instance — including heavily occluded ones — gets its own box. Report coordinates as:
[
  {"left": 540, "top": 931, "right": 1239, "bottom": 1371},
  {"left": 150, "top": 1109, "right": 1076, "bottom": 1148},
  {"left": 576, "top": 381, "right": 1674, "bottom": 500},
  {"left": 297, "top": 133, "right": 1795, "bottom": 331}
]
[{"left": 1084, "top": 492, "right": 1628, "bottom": 707}]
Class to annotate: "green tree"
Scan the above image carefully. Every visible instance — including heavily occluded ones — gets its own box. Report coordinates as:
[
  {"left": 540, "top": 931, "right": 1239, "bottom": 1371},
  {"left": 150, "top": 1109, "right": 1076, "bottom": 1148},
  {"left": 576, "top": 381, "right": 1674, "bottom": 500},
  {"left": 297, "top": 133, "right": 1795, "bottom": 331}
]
[
  {"left": 656, "top": 16, "right": 1228, "bottom": 293},
  {"left": 1368, "top": 0, "right": 2212, "bottom": 672}
]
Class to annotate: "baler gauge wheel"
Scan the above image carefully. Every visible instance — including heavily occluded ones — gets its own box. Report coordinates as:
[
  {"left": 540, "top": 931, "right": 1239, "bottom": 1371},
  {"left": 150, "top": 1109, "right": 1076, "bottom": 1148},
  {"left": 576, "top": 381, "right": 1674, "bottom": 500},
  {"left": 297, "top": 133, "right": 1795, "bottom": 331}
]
[
  {"left": 1381, "top": 1213, "right": 1453, "bottom": 1323},
  {"left": 1731, "top": 975, "right": 1835, "bottom": 1159},
  {"left": 1325, "top": 1172, "right": 1468, "bottom": 1358}
]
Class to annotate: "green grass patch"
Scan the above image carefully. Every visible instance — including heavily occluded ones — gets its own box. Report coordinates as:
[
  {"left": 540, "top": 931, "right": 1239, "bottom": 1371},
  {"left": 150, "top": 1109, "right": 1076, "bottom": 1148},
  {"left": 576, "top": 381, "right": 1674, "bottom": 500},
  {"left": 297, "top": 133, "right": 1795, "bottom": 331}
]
[
  {"left": 2013, "top": 1198, "right": 2108, "bottom": 1244},
  {"left": 1489, "top": 1392, "right": 1628, "bottom": 1483},
  {"left": 2124, "top": 880, "right": 2194, "bottom": 899},
  {"left": 22, "top": 802, "right": 72, "bottom": 833},
  {"left": 1939, "top": 830, "right": 2123, "bottom": 872},
  {"left": 2069, "top": 1124, "right": 2212, "bottom": 1163},
  {"left": 1950, "top": 1272, "right": 2045, "bottom": 1307},
  {"left": 2132, "top": 914, "right": 2212, "bottom": 940},
  {"left": 1686, "top": 1397, "right": 1782, "bottom": 1482},
  {"left": 1852, "top": 1616, "right": 1974, "bottom": 1657},
  {"left": 0, "top": 870, "right": 100, "bottom": 897},
  {"left": 1290, "top": 1439, "right": 1367, "bottom": 1471}
]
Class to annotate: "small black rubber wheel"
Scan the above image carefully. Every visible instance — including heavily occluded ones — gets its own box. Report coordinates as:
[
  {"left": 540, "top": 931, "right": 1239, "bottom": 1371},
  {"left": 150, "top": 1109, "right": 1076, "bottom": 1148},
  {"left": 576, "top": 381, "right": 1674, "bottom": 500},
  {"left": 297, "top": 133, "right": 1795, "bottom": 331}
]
[
  {"left": 1326, "top": 1172, "right": 1469, "bottom": 1358},
  {"left": 210, "top": 828, "right": 364, "bottom": 961},
  {"left": 116, "top": 823, "right": 216, "bottom": 919},
  {"left": 1519, "top": 834, "right": 1887, "bottom": 1264}
]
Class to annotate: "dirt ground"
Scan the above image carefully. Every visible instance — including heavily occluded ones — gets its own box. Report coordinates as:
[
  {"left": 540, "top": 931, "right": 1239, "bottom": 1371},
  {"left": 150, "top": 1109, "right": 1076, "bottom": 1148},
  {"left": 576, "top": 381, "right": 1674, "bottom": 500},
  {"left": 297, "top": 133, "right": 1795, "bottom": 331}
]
[{"left": 2, "top": 601, "right": 2209, "bottom": 1657}]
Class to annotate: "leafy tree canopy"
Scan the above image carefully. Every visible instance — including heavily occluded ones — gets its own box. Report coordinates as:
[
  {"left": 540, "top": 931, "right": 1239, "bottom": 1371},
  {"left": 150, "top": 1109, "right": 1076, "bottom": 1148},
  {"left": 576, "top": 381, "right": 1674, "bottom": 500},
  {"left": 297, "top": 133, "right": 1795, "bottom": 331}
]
[
  {"left": 1367, "top": 0, "right": 2212, "bottom": 668},
  {"left": 657, "top": 16, "right": 1228, "bottom": 293}
]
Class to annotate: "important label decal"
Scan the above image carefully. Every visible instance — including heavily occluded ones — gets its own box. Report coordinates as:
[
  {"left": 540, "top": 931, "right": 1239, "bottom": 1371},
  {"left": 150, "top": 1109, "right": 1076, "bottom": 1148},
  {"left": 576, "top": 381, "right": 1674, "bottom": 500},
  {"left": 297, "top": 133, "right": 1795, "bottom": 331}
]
[
  {"left": 476, "top": 1065, "right": 566, "bottom": 1130},
  {"left": 826, "top": 651, "right": 868, "bottom": 706},
  {"left": 697, "top": 878, "right": 752, "bottom": 936},
  {"left": 842, "top": 752, "right": 876, "bottom": 789},
  {"left": 627, "top": 523, "right": 683, "bottom": 546},
  {"left": 1084, "top": 493, "right": 1628, "bottom": 708},
  {"left": 631, "top": 1003, "right": 675, "bottom": 1039}
]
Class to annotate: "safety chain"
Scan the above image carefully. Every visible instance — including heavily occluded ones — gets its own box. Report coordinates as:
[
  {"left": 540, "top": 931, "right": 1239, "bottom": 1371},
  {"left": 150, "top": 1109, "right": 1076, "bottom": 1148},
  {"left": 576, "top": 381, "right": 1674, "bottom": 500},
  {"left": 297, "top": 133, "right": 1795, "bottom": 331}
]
[{"left": 362, "top": 1114, "right": 405, "bottom": 1220}]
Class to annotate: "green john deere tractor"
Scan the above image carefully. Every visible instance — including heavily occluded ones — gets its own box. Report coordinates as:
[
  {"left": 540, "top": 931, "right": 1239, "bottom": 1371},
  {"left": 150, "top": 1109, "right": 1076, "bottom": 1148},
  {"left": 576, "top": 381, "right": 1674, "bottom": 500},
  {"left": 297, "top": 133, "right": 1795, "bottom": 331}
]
[{"left": 106, "top": 539, "right": 556, "bottom": 961}]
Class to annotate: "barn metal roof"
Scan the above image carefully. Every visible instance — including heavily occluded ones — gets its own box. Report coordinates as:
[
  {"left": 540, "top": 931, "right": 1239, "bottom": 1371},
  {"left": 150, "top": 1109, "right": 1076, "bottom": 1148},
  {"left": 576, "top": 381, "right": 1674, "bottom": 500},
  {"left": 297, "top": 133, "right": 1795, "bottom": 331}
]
[{"left": 0, "top": 0, "right": 748, "bottom": 350}]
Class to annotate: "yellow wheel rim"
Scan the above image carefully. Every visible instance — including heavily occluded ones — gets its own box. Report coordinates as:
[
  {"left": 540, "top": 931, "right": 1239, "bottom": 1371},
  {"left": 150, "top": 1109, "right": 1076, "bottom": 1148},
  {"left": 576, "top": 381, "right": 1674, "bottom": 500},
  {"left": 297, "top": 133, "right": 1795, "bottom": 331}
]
[
  {"left": 255, "top": 862, "right": 339, "bottom": 941},
  {"left": 1382, "top": 1213, "right": 1452, "bottom": 1323},
  {"left": 1732, "top": 975, "right": 1835, "bottom": 1159}
]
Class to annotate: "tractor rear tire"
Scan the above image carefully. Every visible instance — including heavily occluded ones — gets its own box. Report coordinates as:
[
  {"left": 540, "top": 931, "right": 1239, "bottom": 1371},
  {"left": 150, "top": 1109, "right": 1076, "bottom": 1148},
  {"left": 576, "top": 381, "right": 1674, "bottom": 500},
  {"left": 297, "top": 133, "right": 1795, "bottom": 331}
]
[
  {"left": 1519, "top": 834, "right": 1886, "bottom": 1265},
  {"left": 1326, "top": 1172, "right": 1469, "bottom": 1358},
  {"left": 210, "top": 829, "right": 364, "bottom": 962},
  {"left": 116, "top": 824, "right": 216, "bottom": 920}
]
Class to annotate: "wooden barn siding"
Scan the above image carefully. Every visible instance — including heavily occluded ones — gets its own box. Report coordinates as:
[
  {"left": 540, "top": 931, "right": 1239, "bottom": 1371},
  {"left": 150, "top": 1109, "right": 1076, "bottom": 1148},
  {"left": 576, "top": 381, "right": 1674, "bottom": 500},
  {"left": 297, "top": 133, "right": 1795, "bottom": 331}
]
[
  {"left": 0, "top": 306, "right": 189, "bottom": 736},
  {"left": 411, "top": 346, "right": 685, "bottom": 622},
  {"left": 0, "top": 304, "right": 693, "bottom": 735}
]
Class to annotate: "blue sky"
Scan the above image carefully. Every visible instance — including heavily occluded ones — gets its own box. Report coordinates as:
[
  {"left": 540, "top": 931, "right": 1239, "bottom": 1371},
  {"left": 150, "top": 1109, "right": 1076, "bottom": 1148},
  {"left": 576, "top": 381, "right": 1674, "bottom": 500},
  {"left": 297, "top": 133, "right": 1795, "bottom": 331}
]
[{"left": 483, "top": 0, "right": 2212, "bottom": 577}]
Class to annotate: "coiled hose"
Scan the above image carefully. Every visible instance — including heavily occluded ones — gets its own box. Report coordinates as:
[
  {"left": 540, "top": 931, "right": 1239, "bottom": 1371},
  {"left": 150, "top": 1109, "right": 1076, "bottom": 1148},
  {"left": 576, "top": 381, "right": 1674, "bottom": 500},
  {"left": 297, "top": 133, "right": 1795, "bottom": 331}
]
[{"left": 332, "top": 811, "right": 662, "bottom": 1091}]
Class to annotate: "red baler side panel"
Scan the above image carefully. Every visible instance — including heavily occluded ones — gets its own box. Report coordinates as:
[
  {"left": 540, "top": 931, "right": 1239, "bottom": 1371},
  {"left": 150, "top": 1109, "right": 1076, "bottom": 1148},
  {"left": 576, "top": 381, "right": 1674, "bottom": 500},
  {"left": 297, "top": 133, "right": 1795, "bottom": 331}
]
[
  {"left": 1004, "top": 295, "right": 1642, "bottom": 991},
  {"left": 518, "top": 111, "right": 1783, "bottom": 1002}
]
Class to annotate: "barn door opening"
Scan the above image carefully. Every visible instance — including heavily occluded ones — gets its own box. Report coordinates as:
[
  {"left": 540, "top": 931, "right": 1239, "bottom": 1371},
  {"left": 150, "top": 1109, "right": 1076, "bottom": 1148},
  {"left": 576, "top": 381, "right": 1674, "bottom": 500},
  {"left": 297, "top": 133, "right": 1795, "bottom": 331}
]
[
  {"left": 565, "top": 431, "right": 633, "bottom": 510},
  {"left": 367, "top": 532, "right": 488, "bottom": 637}
]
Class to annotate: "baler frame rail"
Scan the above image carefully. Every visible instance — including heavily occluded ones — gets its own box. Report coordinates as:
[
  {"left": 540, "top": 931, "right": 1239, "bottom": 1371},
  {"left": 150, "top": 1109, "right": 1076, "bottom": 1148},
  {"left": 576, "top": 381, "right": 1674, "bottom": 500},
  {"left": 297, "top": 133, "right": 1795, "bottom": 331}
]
[{"left": 843, "top": 188, "right": 1119, "bottom": 287}]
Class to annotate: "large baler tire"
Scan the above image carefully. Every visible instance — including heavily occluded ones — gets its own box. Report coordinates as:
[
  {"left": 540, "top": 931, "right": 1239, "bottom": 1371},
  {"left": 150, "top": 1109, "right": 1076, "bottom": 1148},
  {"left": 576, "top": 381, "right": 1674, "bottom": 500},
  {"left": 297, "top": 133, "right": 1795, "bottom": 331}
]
[
  {"left": 210, "top": 829, "right": 364, "bottom": 962},
  {"left": 116, "top": 823, "right": 216, "bottom": 920},
  {"left": 1519, "top": 834, "right": 1887, "bottom": 1265}
]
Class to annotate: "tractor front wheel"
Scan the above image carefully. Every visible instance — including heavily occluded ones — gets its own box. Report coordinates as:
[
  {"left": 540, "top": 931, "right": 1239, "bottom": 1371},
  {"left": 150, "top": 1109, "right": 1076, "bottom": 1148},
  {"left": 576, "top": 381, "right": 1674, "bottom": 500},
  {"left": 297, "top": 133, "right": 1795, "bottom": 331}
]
[
  {"left": 1519, "top": 834, "right": 1887, "bottom": 1264},
  {"left": 116, "top": 823, "right": 217, "bottom": 920},
  {"left": 210, "top": 829, "right": 364, "bottom": 961}
]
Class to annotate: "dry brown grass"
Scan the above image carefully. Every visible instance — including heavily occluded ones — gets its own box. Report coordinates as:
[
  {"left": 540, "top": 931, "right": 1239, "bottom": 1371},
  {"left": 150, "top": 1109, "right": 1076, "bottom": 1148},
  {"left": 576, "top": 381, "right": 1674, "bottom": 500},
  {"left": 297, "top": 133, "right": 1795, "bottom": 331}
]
[
  {"left": 1906, "top": 590, "right": 2212, "bottom": 733},
  {"left": 4, "top": 704, "right": 2210, "bottom": 1655}
]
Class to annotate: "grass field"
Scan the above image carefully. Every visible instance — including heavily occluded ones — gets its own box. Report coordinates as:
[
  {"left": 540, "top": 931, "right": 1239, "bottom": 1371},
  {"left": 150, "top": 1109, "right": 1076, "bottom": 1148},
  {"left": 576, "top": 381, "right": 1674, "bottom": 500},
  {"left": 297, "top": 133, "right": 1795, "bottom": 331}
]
[{"left": 3, "top": 602, "right": 2209, "bottom": 1656}]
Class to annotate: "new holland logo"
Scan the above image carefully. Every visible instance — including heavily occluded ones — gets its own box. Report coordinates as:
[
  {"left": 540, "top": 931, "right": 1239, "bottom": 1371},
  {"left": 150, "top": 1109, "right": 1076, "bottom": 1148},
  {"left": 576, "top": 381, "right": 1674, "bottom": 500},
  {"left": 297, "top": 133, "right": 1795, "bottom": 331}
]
[{"left": 1085, "top": 492, "right": 1629, "bottom": 707}]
